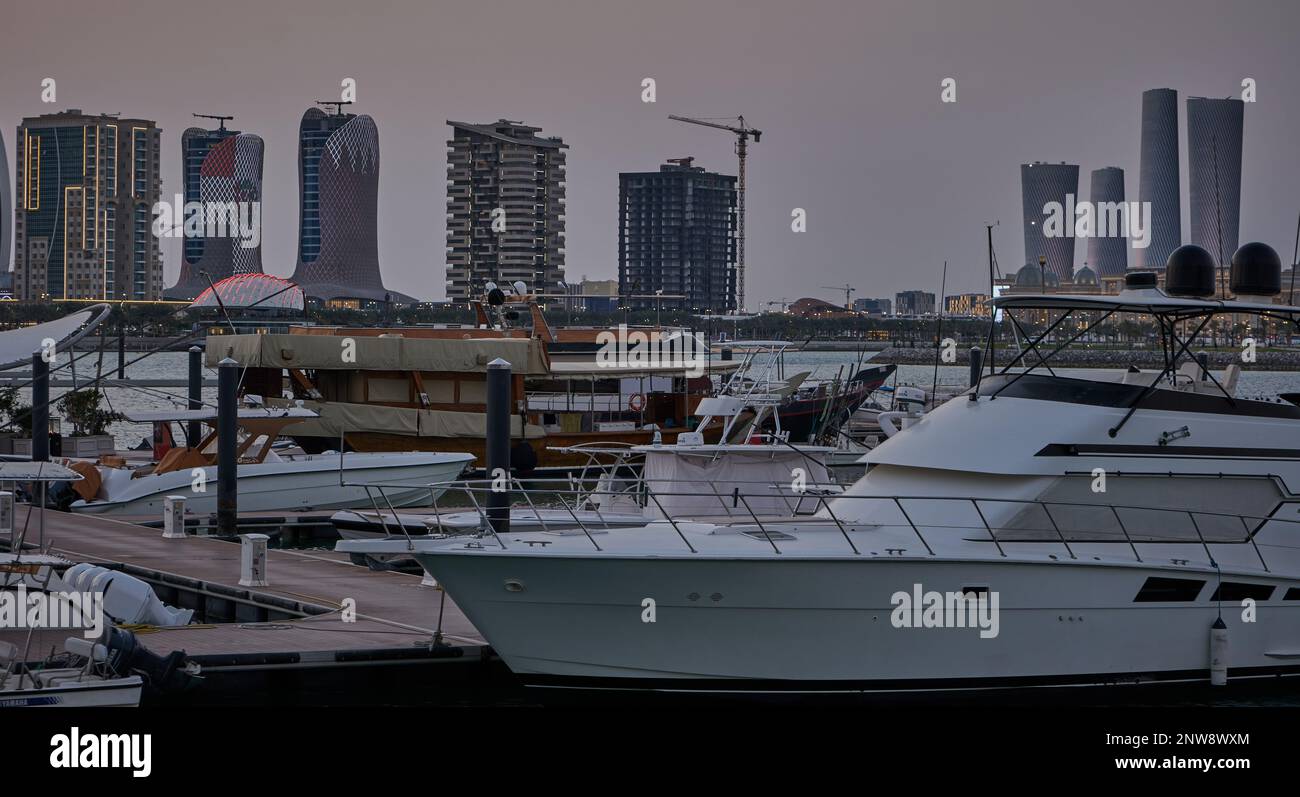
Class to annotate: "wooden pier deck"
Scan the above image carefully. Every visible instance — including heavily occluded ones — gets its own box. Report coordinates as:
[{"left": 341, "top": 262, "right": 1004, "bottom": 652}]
[{"left": 2, "top": 506, "right": 496, "bottom": 698}]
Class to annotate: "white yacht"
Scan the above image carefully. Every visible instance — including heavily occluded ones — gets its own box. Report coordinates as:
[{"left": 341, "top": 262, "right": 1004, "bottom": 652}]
[{"left": 340, "top": 243, "right": 1300, "bottom": 695}]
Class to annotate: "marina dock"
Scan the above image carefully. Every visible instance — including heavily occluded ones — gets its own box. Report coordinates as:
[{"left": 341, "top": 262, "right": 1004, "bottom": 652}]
[{"left": 1, "top": 506, "right": 520, "bottom": 706}]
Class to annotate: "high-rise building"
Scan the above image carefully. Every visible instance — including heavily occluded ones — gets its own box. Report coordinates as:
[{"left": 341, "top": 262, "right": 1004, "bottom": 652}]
[
  {"left": 164, "top": 124, "right": 265, "bottom": 300},
  {"left": 1187, "top": 97, "right": 1244, "bottom": 264},
  {"left": 289, "top": 105, "right": 408, "bottom": 305},
  {"left": 444, "top": 119, "right": 567, "bottom": 303},
  {"left": 1087, "top": 166, "right": 1128, "bottom": 276},
  {"left": 13, "top": 110, "right": 163, "bottom": 301},
  {"left": 1020, "top": 161, "right": 1079, "bottom": 283},
  {"left": 895, "top": 290, "right": 936, "bottom": 316},
  {"left": 619, "top": 159, "right": 736, "bottom": 312},
  {"left": 1138, "top": 88, "right": 1181, "bottom": 270},
  {"left": 1, "top": 130, "right": 12, "bottom": 284}
]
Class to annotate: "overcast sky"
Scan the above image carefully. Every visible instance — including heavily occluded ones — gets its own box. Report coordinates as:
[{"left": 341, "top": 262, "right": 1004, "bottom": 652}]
[{"left": 4, "top": 0, "right": 1298, "bottom": 305}]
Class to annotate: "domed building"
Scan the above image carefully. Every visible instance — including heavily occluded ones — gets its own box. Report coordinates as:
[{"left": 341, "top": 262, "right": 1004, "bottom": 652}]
[
  {"left": 1073, "top": 264, "right": 1098, "bottom": 286},
  {"left": 1014, "top": 263, "right": 1060, "bottom": 289},
  {"left": 191, "top": 273, "right": 305, "bottom": 312},
  {"left": 190, "top": 273, "right": 307, "bottom": 335}
]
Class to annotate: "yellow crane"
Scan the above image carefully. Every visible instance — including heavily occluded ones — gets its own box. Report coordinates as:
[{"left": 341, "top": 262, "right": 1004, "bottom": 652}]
[{"left": 668, "top": 115, "right": 762, "bottom": 313}]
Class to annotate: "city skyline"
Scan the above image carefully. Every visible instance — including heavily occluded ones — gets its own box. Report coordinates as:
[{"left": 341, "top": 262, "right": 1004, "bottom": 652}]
[{"left": 3, "top": 0, "right": 1298, "bottom": 306}]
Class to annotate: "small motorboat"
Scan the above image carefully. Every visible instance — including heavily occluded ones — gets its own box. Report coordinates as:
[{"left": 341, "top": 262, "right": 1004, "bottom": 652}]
[{"left": 58, "top": 408, "right": 474, "bottom": 516}]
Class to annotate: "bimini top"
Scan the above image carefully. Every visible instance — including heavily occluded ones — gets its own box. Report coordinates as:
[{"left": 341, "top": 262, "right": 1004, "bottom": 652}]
[
  {"left": 992, "top": 286, "right": 1300, "bottom": 316},
  {"left": 206, "top": 333, "right": 551, "bottom": 375},
  {"left": 191, "top": 274, "right": 305, "bottom": 311},
  {"left": 0, "top": 304, "right": 113, "bottom": 371}
]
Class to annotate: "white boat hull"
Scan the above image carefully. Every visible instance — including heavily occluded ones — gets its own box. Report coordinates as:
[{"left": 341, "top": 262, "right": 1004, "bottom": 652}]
[
  {"left": 1, "top": 674, "right": 143, "bottom": 707},
  {"left": 412, "top": 551, "right": 1300, "bottom": 691},
  {"left": 70, "top": 453, "right": 474, "bottom": 516}
]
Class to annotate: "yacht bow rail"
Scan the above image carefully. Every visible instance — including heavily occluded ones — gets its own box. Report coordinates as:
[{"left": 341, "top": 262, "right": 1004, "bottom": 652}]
[{"left": 346, "top": 476, "right": 1288, "bottom": 571}]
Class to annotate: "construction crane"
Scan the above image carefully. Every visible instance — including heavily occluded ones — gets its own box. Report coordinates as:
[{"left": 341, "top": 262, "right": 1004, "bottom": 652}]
[
  {"left": 192, "top": 113, "right": 234, "bottom": 131},
  {"left": 315, "top": 100, "right": 354, "bottom": 116},
  {"left": 668, "top": 115, "right": 762, "bottom": 313},
  {"left": 822, "top": 284, "right": 856, "bottom": 309}
]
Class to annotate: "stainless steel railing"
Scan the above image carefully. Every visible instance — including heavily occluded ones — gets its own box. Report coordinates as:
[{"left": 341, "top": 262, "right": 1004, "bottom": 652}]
[{"left": 343, "top": 476, "right": 1292, "bottom": 572}]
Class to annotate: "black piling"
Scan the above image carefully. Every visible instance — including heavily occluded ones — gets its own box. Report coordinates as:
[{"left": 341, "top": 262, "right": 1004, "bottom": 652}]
[
  {"left": 217, "top": 357, "right": 239, "bottom": 536},
  {"left": 117, "top": 327, "right": 126, "bottom": 379},
  {"left": 188, "top": 346, "right": 204, "bottom": 445},
  {"left": 31, "top": 351, "right": 49, "bottom": 462},
  {"left": 486, "top": 358, "right": 511, "bottom": 536},
  {"left": 969, "top": 346, "right": 983, "bottom": 390}
]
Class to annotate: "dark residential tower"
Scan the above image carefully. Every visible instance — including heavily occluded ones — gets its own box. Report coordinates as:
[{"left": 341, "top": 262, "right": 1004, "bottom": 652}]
[
  {"left": 1187, "top": 97, "right": 1244, "bottom": 265},
  {"left": 1020, "top": 161, "right": 1079, "bottom": 283},
  {"left": 619, "top": 159, "right": 736, "bottom": 312},
  {"left": 1138, "top": 88, "right": 1181, "bottom": 270},
  {"left": 444, "top": 119, "right": 567, "bottom": 303},
  {"left": 164, "top": 125, "right": 265, "bottom": 300}
]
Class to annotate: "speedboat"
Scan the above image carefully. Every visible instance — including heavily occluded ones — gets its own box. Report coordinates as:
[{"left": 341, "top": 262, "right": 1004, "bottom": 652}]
[
  {"left": 339, "top": 243, "right": 1300, "bottom": 696},
  {"left": 62, "top": 408, "right": 474, "bottom": 516}
]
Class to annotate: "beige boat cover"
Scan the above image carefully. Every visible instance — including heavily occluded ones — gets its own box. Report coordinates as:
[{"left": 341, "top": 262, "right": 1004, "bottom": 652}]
[
  {"left": 207, "top": 333, "right": 550, "bottom": 375},
  {"left": 265, "top": 398, "right": 544, "bottom": 440}
]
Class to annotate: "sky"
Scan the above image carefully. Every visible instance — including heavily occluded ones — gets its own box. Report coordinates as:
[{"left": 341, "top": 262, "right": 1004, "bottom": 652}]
[{"left": 3, "top": 0, "right": 1298, "bottom": 306}]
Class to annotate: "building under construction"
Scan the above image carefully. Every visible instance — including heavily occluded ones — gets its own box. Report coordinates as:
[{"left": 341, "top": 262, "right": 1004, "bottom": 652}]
[{"left": 619, "top": 158, "right": 736, "bottom": 313}]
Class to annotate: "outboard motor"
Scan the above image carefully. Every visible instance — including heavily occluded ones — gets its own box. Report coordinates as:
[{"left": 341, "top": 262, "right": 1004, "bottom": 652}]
[
  {"left": 68, "top": 627, "right": 202, "bottom": 694},
  {"left": 877, "top": 386, "right": 929, "bottom": 438},
  {"left": 62, "top": 563, "right": 195, "bottom": 627}
]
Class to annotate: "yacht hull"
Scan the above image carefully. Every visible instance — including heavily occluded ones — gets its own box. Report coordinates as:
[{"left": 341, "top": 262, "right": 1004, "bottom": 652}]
[{"left": 413, "top": 552, "right": 1300, "bottom": 692}]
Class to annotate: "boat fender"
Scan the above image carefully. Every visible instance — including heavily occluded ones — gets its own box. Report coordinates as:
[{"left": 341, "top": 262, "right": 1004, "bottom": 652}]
[{"left": 1209, "top": 617, "right": 1228, "bottom": 686}]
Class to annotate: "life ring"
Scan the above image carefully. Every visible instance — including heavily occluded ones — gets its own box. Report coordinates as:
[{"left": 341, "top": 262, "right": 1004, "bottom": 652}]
[{"left": 628, "top": 393, "right": 646, "bottom": 412}]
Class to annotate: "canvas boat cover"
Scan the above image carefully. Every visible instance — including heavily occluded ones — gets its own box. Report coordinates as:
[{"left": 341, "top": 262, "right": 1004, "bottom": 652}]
[
  {"left": 265, "top": 398, "right": 545, "bottom": 440},
  {"left": 206, "top": 333, "right": 550, "bottom": 375}
]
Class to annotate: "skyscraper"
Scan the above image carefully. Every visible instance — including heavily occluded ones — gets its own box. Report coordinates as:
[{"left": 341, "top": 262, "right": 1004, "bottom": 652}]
[
  {"left": 164, "top": 123, "right": 265, "bottom": 300},
  {"left": 1187, "top": 97, "right": 1244, "bottom": 264},
  {"left": 289, "top": 105, "right": 408, "bottom": 305},
  {"left": 1, "top": 130, "right": 12, "bottom": 286},
  {"left": 1138, "top": 88, "right": 1181, "bottom": 271},
  {"left": 1087, "top": 166, "right": 1128, "bottom": 276},
  {"left": 14, "top": 110, "right": 163, "bottom": 301},
  {"left": 1020, "top": 161, "right": 1079, "bottom": 282},
  {"left": 619, "top": 159, "right": 736, "bottom": 312},
  {"left": 444, "top": 119, "right": 566, "bottom": 303}
]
